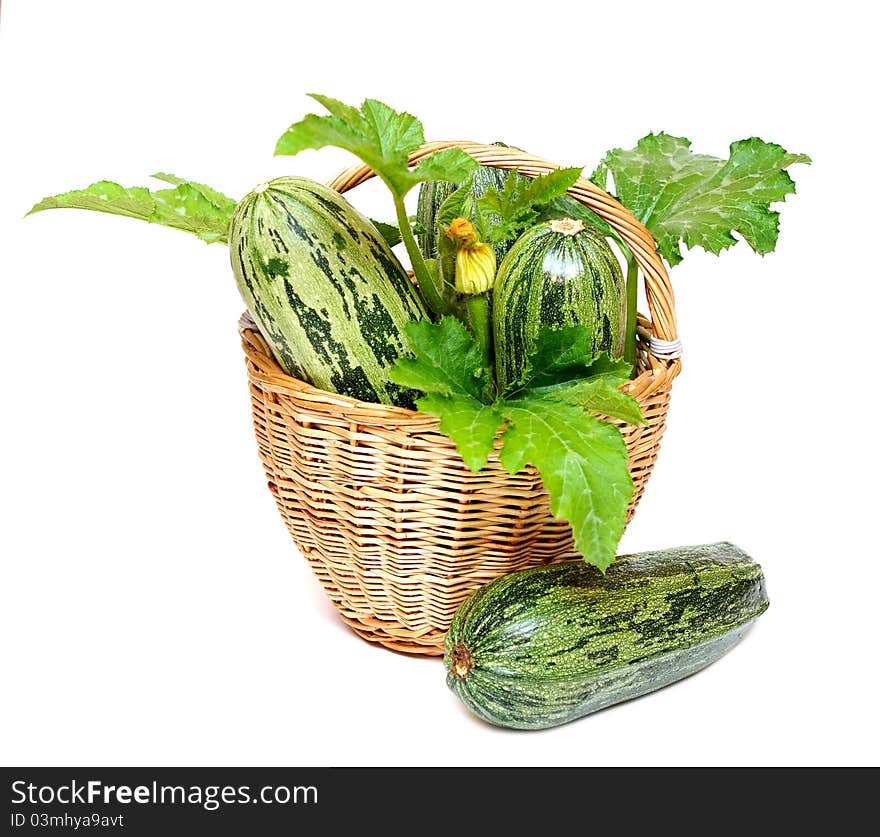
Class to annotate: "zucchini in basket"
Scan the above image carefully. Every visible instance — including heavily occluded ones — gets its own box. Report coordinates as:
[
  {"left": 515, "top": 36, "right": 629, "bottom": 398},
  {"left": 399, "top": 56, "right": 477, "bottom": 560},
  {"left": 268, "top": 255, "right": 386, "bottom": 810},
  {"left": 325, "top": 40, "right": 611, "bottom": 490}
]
[{"left": 229, "top": 176, "right": 427, "bottom": 408}]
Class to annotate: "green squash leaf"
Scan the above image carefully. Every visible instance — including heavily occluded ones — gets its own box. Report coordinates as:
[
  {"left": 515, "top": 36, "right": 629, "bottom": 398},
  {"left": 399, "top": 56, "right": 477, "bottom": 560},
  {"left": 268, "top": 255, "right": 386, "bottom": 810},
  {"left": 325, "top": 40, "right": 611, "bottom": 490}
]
[
  {"left": 417, "top": 394, "right": 504, "bottom": 472},
  {"left": 591, "top": 133, "right": 810, "bottom": 266},
  {"left": 514, "top": 166, "right": 585, "bottom": 208},
  {"left": 275, "top": 94, "right": 478, "bottom": 197},
  {"left": 371, "top": 219, "right": 402, "bottom": 248},
  {"left": 388, "top": 316, "right": 490, "bottom": 401},
  {"left": 409, "top": 149, "right": 480, "bottom": 191},
  {"left": 28, "top": 174, "right": 237, "bottom": 244},
  {"left": 500, "top": 399, "right": 632, "bottom": 572},
  {"left": 389, "top": 320, "right": 636, "bottom": 570},
  {"left": 477, "top": 167, "right": 582, "bottom": 246},
  {"left": 150, "top": 172, "right": 238, "bottom": 215},
  {"left": 437, "top": 172, "right": 478, "bottom": 228},
  {"left": 531, "top": 376, "right": 645, "bottom": 426},
  {"left": 507, "top": 326, "right": 632, "bottom": 393}
]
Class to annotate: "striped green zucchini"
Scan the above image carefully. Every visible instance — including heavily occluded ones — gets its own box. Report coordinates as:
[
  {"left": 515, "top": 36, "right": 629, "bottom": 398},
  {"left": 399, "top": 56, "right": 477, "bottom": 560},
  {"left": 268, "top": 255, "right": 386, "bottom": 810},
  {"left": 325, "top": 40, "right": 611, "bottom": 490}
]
[
  {"left": 445, "top": 542, "right": 769, "bottom": 730},
  {"left": 229, "top": 176, "right": 428, "bottom": 408},
  {"left": 492, "top": 218, "right": 625, "bottom": 391},
  {"left": 416, "top": 161, "right": 524, "bottom": 263}
]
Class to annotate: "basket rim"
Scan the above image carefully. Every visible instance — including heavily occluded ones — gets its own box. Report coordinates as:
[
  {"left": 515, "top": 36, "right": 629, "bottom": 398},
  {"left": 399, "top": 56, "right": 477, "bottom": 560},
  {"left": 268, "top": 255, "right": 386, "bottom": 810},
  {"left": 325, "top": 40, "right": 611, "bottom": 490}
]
[{"left": 327, "top": 139, "right": 679, "bottom": 346}]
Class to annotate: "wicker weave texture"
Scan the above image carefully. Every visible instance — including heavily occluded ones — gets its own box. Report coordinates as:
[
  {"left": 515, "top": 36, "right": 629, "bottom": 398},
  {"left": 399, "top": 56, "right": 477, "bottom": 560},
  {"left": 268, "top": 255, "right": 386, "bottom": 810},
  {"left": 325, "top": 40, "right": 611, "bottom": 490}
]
[{"left": 241, "top": 142, "right": 681, "bottom": 656}]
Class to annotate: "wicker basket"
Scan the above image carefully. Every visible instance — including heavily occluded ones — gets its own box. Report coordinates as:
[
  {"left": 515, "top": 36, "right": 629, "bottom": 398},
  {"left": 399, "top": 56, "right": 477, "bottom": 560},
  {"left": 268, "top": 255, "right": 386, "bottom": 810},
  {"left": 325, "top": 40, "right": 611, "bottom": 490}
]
[{"left": 239, "top": 141, "right": 682, "bottom": 656}]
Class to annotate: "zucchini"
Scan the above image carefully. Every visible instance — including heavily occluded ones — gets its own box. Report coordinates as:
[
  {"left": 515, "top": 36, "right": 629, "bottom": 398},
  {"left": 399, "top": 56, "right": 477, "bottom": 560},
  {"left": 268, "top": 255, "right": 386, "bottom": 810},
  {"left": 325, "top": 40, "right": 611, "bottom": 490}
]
[
  {"left": 492, "top": 218, "right": 626, "bottom": 391},
  {"left": 444, "top": 542, "right": 769, "bottom": 730},
  {"left": 229, "top": 176, "right": 428, "bottom": 408}
]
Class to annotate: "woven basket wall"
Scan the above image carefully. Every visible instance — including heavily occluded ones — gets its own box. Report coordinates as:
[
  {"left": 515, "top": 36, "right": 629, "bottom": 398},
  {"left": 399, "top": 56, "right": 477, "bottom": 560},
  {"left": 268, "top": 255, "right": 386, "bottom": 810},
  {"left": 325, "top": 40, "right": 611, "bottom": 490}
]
[{"left": 240, "top": 142, "right": 682, "bottom": 656}]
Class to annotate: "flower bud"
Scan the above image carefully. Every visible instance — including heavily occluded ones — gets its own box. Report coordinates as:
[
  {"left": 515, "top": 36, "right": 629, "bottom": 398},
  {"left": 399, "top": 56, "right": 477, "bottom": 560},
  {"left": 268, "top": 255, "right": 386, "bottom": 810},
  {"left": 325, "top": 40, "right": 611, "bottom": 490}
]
[
  {"left": 454, "top": 242, "right": 496, "bottom": 294},
  {"left": 444, "top": 217, "right": 496, "bottom": 294}
]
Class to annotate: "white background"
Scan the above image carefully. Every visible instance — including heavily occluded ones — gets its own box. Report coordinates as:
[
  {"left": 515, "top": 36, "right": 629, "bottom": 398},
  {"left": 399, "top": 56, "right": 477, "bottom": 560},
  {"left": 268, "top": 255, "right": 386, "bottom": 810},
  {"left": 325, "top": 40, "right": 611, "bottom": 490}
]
[{"left": 1, "top": 0, "right": 877, "bottom": 767}]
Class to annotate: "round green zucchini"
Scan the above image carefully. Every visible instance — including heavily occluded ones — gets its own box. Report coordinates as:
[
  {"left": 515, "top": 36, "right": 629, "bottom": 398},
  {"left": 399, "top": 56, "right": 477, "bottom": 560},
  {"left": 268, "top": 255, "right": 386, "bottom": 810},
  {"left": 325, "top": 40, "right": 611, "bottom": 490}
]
[{"left": 492, "top": 218, "right": 625, "bottom": 391}]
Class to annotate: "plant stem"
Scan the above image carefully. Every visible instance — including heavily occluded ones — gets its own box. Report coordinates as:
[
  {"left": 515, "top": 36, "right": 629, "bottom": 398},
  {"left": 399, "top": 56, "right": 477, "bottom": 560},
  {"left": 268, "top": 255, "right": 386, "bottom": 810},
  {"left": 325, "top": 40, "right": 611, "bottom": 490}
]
[
  {"left": 393, "top": 193, "right": 448, "bottom": 316},
  {"left": 462, "top": 293, "right": 494, "bottom": 400},
  {"left": 624, "top": 255, "right": 639, "bottom": 370}
]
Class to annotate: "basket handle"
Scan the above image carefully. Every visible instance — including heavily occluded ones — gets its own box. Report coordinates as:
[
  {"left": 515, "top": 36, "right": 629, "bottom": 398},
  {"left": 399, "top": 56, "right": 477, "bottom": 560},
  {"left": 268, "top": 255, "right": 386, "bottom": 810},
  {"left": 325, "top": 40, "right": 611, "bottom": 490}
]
[{"left": 326, "top": 140, "right": 679, "bottom": 346}]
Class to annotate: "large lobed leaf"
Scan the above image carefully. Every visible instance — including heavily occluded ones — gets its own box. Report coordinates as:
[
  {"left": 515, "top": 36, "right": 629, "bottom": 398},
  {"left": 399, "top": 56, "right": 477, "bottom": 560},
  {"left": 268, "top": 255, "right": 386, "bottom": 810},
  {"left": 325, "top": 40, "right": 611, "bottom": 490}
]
[
  {"left": 275, "top": 94, "right": 477, "bottom": 196},
  {"left": 389, "top": 319, "right": 641, "bottom": 569},
  {"left": 28, "top": 174, "right": 237, "bottom": 244},
  {"left": 591, "top": 132, "right": 810, "bottom": 266}
]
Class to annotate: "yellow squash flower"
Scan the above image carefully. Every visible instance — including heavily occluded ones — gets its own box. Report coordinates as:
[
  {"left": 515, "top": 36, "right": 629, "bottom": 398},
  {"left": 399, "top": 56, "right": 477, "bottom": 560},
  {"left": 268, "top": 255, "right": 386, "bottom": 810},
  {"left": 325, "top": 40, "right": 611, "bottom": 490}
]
[{"left": 445, "top": 218, "right": 496, "bottom": 295}]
